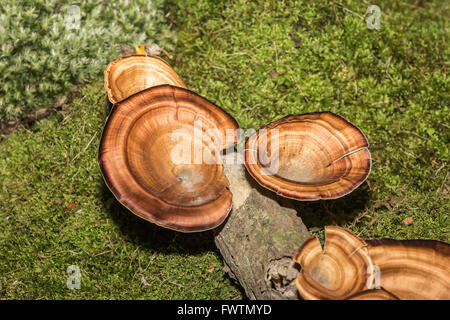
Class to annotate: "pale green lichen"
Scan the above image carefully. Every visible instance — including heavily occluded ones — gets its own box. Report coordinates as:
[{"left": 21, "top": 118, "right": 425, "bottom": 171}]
[{"left": 0, "top": 0, "right": 171, "bottom": 121}]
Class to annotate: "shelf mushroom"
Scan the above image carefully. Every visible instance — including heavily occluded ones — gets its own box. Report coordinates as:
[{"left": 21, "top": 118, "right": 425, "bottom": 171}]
[
  {"left": 98, "top": 85, "right": 239, "bottom": 232},
  {"left": 104, "top": 54, "right": 186, "bottom": 104},
  {"left": 366, "top": 238, "right": 450, "bottom": 300},
  {"left": 294, "top": 226, "right": 450, "bottom": 300},
  {"left": 244, "top": 112, "right": 371, "bottom": 200},
  {"left": 293, "top": 226, "right": 373, "bottom": 300}
]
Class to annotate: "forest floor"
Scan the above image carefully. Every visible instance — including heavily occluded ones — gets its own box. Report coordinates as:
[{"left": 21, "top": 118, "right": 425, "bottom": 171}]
[{"left": 1, "top": 0, "right": 448, "bottom": 299}]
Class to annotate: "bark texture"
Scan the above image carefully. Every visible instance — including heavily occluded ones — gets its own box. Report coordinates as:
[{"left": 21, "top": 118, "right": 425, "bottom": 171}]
[{"left": 214, "top": 152, "right": 310, "bottom": 299}]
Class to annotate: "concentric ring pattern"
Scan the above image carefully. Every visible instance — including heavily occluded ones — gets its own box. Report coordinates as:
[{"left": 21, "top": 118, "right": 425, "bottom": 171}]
[
  {"left": 293, "top": 226, "right": 373, "bottom": 300},
  {"left": 245, "top": 112, "right": 371, "bottom": 200},
  {"left": 98, "top": 85, "right": 239, "bottom": 232},
  {"left": 104, "top": 54, "right": 186, "bottom": 104}
]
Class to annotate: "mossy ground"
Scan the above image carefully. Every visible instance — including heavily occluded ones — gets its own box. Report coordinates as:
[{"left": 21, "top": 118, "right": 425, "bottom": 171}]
[{"left": 0, "top": 0, "right": 448, "bottom": 299}]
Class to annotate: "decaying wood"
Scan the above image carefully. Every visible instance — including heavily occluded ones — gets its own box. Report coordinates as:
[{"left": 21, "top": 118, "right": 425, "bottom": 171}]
[{"left": 214, "top": 152, "right": 310, "bottom": 299}]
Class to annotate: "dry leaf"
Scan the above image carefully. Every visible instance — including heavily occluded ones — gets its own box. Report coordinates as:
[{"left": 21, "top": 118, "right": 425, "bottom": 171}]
[
  {"left": 403, "top": 217, "right": 413, "bottom": 226},
  {"left": 63, "top": 203, "right": 77, "bottom": 213},
  {"left": 208, "top": 262, "right": 217, "bottom": 273}
]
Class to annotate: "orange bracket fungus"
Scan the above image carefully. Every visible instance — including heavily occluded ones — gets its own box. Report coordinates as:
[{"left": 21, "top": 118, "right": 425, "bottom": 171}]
[
  {"left": 293, "top": 226, "right": 373, "bottom": 300},
  {"left": 244, "top": 112, "right": 371, "bottom": 200},
  {"left": 365, "top": 238, "right": 450, "bottom": 300},
  {"left": 98, "top": 85, "right": 239, "bottom": 232},
  {"left": 104, "top": 54, "right": 186, "bottom": 104},
  {"left": 294, "top": 226, "right": 450, "bottom": 300}
]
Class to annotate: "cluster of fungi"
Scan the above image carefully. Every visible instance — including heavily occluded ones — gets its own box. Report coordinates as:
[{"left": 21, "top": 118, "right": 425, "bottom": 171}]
[
  {"left": 294, "top": 226, "right": 449, "bottom": 300},
  {"left": 99, "top": 53, "right": 449, "bottom": 300}
]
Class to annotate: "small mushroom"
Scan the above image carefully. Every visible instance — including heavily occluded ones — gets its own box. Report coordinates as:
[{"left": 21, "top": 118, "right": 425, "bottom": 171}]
[
  {"left": 244, "top": 112, "right": 371, "bottom": 200},
  {"left": 293, "top": 226, "right": 373, "bottom": 300},
  {"left": 104, "top": 54, "right": 186, "bottom": 104},
  {"left": 366, "top": 238, "right": 450, "bottom": 300},
  {"left": 98, "top": 85, "right": 239, "bottom": 232}
]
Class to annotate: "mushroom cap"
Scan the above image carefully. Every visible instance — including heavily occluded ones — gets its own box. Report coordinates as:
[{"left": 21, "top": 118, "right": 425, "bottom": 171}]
[
  {"left": 104, "top": 54, "right": 186, "bottom": 104},
  {"left": 294, "top": 226, "right": 450, "bottom": 300},
  {"left": 98, "top": 85, "right": 239, "bottom": 232},
  {"left": 366, "top": 238, "right": 450, "bottom": 300},
  {"left": 293, "top": 226, "right": 372, "bottom": 300},
  {"left": 244, "top": 112, "right": 371, "bottom": 200},
  {"left": 346, "top": 288, "right": 399, "bottom": 300}
]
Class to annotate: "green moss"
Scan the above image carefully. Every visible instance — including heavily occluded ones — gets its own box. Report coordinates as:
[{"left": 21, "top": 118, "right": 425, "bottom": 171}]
[
  {"left": 272, "top": 230, "right": 304, "bottom": 251},
  {"left": 0, "top": 0, "right": 448, "bottom": 299}
]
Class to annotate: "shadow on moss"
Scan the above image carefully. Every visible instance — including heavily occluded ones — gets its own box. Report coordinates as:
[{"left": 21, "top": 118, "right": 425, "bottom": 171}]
[{"left": 100, "top": 183, "right": 219, "bottom": 255}]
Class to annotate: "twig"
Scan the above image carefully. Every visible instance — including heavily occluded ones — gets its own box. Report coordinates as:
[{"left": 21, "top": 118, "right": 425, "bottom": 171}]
[
  {"left": 273, "top": 41, "right": 279, "bottom": 68},
  {"left": 385, "top": 57, "right": 394, "bottom": 82},
  {"left": 437, "top": 172, "right": 449, "bottom": 194},
  {"left": 211, "top": 65, "right": 232, "bottom": 72},
  {"left": 70, "top": 131, "right": 98, "bottom": 162},
  {"left": 93, "top": 250, "right": 112, "bottom": 257},
  {"left": 369, "top": 101, "right": 389, "bottom": 107},
  {"left": 435, "top": 163, "right": 447, "bottom": 175},
  {"left": 332, "top": 1, "right": 365, "bottom": 20},
  {"left": 398, "top": 130, "right": 428, "bottom": 140}
]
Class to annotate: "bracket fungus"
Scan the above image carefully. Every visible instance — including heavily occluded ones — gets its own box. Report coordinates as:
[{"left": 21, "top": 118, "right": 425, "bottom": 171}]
[
  {"left": 293, "top": 226, "right": 373, "bottom": 300},
  {"left": 365, "top": 238, "right": 450, "bottom": 300},
  {"left": 104, "top": 54, "right": 186, "bottom": 104},
  {"left": 98, "top": 85, "right": 239, "bottom": 232},
  {"left": 244, "top": 112, "right": 371, "bottom": 200},
  {"left": 294, "top": 226, "right": 450, "bottom": 300}
]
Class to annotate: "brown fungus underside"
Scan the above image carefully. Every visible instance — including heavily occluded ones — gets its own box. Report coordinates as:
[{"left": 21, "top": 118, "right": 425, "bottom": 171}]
[
  {"left": 365, "top": 238, "right": 450, "bottom": 300},
  {"left": 98, "top": 85, "right": 239, "bottom": 232},
  {"left": 294, "top": 226, "right": 450, "bottom": 300},
  {"left": 293, "top": 226, "right": 373, "bottom": 300},
  {"left": 244, "top": 112, "right": 372, "bottom": 201}
]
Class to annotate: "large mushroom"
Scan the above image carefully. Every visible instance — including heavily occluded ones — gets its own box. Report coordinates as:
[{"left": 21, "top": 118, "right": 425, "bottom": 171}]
[
  {"left": 98, "top": 85, "right": 239, "bottom": 232},
  {"left": 293, "top": 226, "right": 373, "bottom": 300},
  {"left": 366, "top": 238, "right": 450, "bottom": 300},
  {"left": 244, "top": 112, "right": 371, "bottom": 200},
  {"left": 294, "top": 226, "right": 450, "bottom": 300},
  {"left": 104, "top": 54, "right": 186, "bottom": 104}
]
